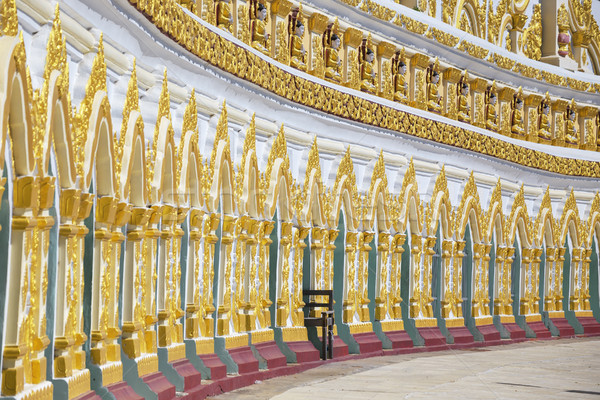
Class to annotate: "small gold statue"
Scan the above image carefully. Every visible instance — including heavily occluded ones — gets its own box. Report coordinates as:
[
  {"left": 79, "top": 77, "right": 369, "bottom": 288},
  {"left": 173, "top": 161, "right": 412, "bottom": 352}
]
[
  {"left": 427, "top": 60, "right": 442, "bottom": 113},
  {"left": 511, "top": 89, "right": 525, "bottom": 136},
  {"left": 564, "top": 101, "right": 579, "bottom": 145},
  {"left": 457, "top": 72, "right": 470, "bottom": 122},
  {"left": 216, "top": 0, "right": 233, "bottom": 33},
  {"left": 323, "top": 24, "right": 342, "bottom": 83},
  {"left": 538, "top": 93, "right": 552, "bottom": 141},
  {"left": 391, "top": 49, "right": 408, "bottom": 104},
  {"left": 289, "top": 9, "right": 307, "bottom": 72},
  {"left": 485, "top": 83, "right": 498, "bottom": 132},
  {"left": 250, "top": 2, "right": 269, "bottom": 55},
  {"left": 359, "top": 39, "right": 377, "bottom": 93}
]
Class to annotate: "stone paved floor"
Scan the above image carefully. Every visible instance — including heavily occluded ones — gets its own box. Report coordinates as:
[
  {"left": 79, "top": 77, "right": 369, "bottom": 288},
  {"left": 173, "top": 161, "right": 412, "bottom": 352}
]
[{"left": 213, "top": 337, "right": 600, "bottom": 399}]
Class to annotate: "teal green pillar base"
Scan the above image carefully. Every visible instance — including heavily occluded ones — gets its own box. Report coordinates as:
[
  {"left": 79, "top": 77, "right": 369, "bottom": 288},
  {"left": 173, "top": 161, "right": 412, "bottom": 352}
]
[
  {"left": 541, "top": 312, "right": 560, "bottom": 336},
  {"left": 492, "top": 316, "right": 510, "bottom": 339},
  {"left": 372, "top": 321, "right": 391, "bottom": 349},
  {"left": 121, "top": 350, "right": 160, "bottom": 400},
  {"left": 434, "top": 317, "right": 452, "bottom": 344},
  {"left": 514, "top": 315, "right": 536, "bottom": 338},
  {"left": 463, "top": 317, "right": 484, "bottom": 342},
  {"left": 272, "top": 327, "right": 298, "bottom": 363},
  {"left": 214, "top": 336, "right": 244, "bottom": 374},
  {"left": 184, "top": 339, "right": 212, "bottom": 379},
  {"left": 402, "top": 319, "right": 424, "bottom": 346},
  {"left": 372, "top": 321, "right": 387, "bottom": 348},
  {"left": 564, "top": 310, "right": 584, "bottom": 334},
  {"left": 157, "top": 347, "right": 184, "bottom": 391}
]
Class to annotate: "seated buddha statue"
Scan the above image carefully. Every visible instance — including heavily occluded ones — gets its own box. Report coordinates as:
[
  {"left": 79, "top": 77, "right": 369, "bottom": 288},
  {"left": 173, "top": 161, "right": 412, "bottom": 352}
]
[
  {"left": 457, "top": 81, "right": 470, "bottom": 122},
  {"left": 360, "top": 48, "right": 377, "bottom": 93},
  {"left": 251, "top": 3, "right": 269, "bottom": 55},
  {"left": 289, "top": 19, "right": 307, "bottom": 72},
  {"left": 511, "top": 96, "right": 525, "bottom": 136},
  {"left": 564, "top": 107, "right": 579, "bottom": 145},
  {"left": 324, "top": 33, "right": 342, "bottom": 83},
  {"left": 485, "top": 89, "right": 498, "bottom": 132},
  {"left": 391, "top": 51, "right": 408, "bottom": 104},
  {"left": 538, "top": 102, "right": 552, "bottom": 141},
  {"left": 427, "top": 69, "right": 442, "bottom": 113},
  {"left": 216, "top": 0, "right": 233, "bottom": 33}
]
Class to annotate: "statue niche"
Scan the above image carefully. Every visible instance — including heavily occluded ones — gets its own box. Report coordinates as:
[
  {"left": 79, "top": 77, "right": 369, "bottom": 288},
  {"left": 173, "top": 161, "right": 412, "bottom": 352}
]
[
  {"left": 250, "top": 1, "right": 269, "bottom": 55},
  {"left": 288, "top": 8, "right": 307, "bottom": 72},
  {"left": 358, "top": 38, "right": 377, "bottom": 94},
  {"left": 511, "top": 89, "right": 525, "bottom": 137},
  {"left": 457, "top": 72, "right": 470, "bottom": 123},
  {"left": 391, "top": 49, "right": 408, "bottom": 104},
  {"left": 323, "top": 24, "right": 342, "bottom": 83},
  {"left": 564, "top": 101, "right": 579, "bottom": 146},
  {"left": 538, "top": 94, "right": 552, "bottom": 142},
  {"left": 426, "top": 60, "right": 442, "bottom": 113},
  {"left": 485, "top": 83, "right": 498, "bottom": 132},
  {"left": 216, "top": 0, "right": 233, "bottom": 33}
]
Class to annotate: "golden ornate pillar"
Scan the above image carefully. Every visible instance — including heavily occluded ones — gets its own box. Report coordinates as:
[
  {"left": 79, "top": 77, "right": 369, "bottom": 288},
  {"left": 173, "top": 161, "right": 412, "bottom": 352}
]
[
  {"left": 29, "top": 178, "right": 55, "bottom": 387},
  {"left": 375, "top": 232, "right": 390, "bottom": 321},
  {"left": 440, "top": 240, "right": 454, "bottom": 318},
  {"left": 324, "top": 228, "right": 338, "bottom": 293},
  {"left": 501, "top": 246, "right": 515, "bottom": 315},
  {"left": 544, "top": 246, "right": 557, "bottom": 312},
  {"left": 142, "top": 205, "right": 162, "bottom": 355},
  {"left": 256, "top": 220, "right": 274, "bottom": 329},
  {"left": 493, "top": 246, "right": 506, "bottom": 315},
  {"left": 184, "top": 209, "right": 203, "bottom": 340},
  {"left": 275, "top": 221, "right": 293, "bottom": 327},
  {"left": 409, "top": 234, "right": 426, "bottom": 318},
  {"left": 291, "top": 226, "right": 310, "bottom": 326},
  {"left": 531, "top": 248, "right": 543, "bottom": 314},
  {"left": 156, "top": 205, "right": 175, "bottom": 348},
  {"left": 202, "top": 213, "right": 219, "bottom": 336},
  {"left": 53, "top": 189, "right": 93, "bottom": 398},
  {"left": 389, "top": 233, "right": 405, "bottom": 320},
  {"left": 233, "top": 216, "right": 249, "bottom": 333},
  {"left": 122, "top": 207, "right": 152, "bottom": 362},
  {"left": 216, "top": 214, "right": 236, "bottom": 336},
  {"left": 453, "top": 240, "right": 465, "bottom": 318},
  {"left": 519, "top": 247, "right": 533, "bottom": 315},
  {"left": 581, "top": 248, "right": 592, "bottom": 311},
  {"left": 2, "top": 176, "right": 55, "bottom": 397},
  {"left": 342, "top": 232, "right": 358, "bottom": 323},
  {"left": 471, "top": 242, "right": 486, "bottom": 318},
  {"left": 240, "top": 217, "right": 259, "bottom": 332},
  {"left": 89, "top": 196, "right": 117, "bottom": 367},
  {"left": 569, "top": 247, "right": 583, "bottom": 312},
  {"left": 357, "top": 232, "right": 373, "bottom": 322}
]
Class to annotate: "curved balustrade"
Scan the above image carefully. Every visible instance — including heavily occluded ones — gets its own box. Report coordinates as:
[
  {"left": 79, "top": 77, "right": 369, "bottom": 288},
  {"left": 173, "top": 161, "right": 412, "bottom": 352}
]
[{"left": 0, "top": 1, "right": 600, "bottom": 399}]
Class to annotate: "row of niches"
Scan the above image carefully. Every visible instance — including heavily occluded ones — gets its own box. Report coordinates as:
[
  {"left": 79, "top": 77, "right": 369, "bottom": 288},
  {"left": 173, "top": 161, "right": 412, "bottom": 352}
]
[{"left": 169, "top": 0, "right": 600, "bottom": 150}]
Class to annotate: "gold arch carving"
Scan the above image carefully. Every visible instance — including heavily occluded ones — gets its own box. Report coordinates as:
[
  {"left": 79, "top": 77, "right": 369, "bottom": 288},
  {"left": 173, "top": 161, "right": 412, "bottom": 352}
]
[
  {"left": 425, "top": 166, "right": 452, "bottom": 238},
  {"left": 328, "top": 147, "right": 360, "bottom": 231},
  {"left": 397, "top": 159, "right": 423, "bottom": 235},
  {"left": 455, "top": 172, "right": 484, "bottom": 242},
  {"left": 263, "top": 125, "right": 294, "bottom": 222}
]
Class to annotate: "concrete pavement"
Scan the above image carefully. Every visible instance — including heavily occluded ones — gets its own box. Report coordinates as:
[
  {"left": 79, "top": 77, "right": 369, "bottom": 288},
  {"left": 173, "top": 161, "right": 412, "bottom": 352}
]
[{"left": 214, "top": 337, "right": 600, "bottom": 399}]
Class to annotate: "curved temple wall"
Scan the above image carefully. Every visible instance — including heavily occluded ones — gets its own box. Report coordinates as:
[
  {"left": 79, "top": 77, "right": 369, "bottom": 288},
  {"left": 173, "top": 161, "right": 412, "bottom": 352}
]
[{"left": 0, "top": 0, "right": 600, "bottom": 399}]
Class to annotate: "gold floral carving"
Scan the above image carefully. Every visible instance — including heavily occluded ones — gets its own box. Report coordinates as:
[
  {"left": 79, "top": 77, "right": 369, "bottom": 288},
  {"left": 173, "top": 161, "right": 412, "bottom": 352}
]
[
  {"left": 426, "top": 27, "right": 459, "bottom": 47},
  {"left": 125, "top": 0, "right": 600, "bottom": 178},
  {"left": 74, "top": 35, "right": 108, "bottom": 178},
  {"left": 0, "top": 0, "right": 18, "bottom": 36}
]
